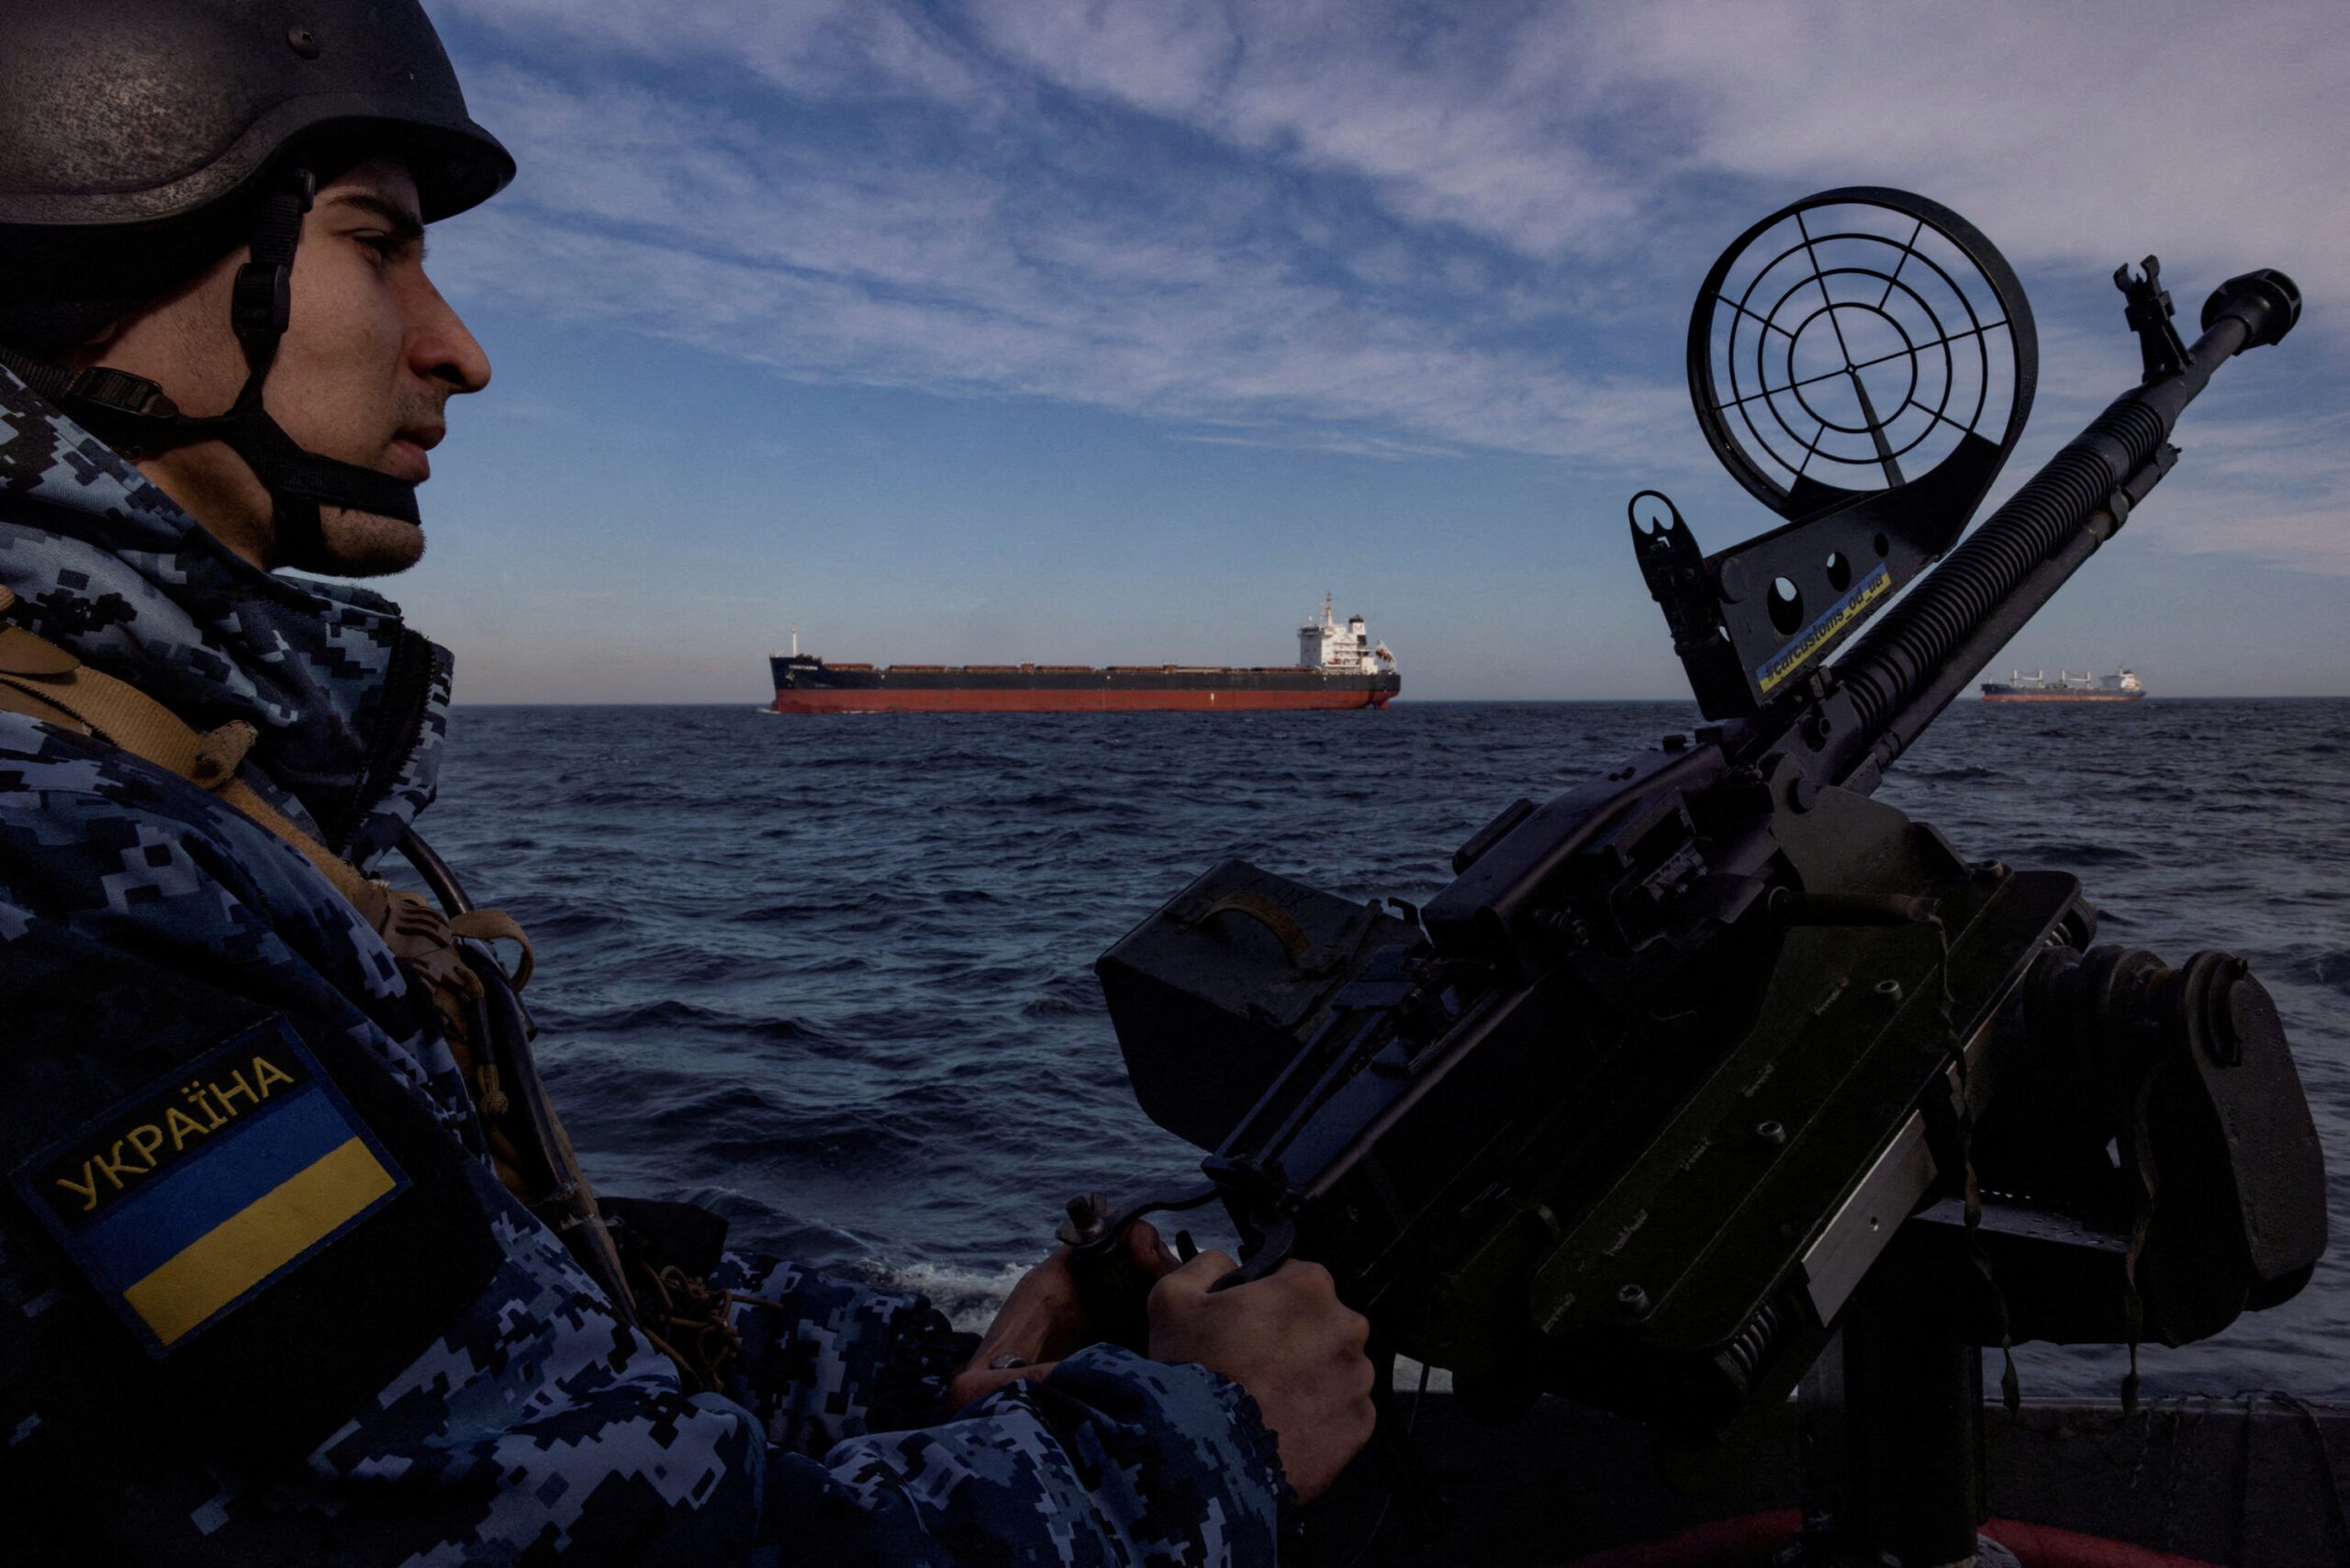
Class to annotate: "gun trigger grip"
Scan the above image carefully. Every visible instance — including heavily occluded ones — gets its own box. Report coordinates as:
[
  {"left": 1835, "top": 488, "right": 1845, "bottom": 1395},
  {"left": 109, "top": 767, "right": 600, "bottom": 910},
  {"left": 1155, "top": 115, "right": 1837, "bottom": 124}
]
[{"left": 1209, "top": 1218, "right": 1296, "bottom": 1293}]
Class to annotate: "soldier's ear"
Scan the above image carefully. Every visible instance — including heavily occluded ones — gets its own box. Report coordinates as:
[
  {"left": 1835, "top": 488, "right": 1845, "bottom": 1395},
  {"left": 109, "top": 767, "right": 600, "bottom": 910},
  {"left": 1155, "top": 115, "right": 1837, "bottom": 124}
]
[
  {"left": 65, "top": 239, "right": 249, "bottom": 375},
  {"left": 0, "top": 297, "right": 140, "bottom": 373},
  {"left": 55, "top": 318, "right": 132, "bottom": 372}
]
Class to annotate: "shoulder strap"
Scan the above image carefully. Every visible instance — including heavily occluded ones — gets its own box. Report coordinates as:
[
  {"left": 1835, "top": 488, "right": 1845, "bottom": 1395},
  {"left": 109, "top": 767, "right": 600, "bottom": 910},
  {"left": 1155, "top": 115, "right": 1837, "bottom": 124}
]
[
  {"left": 0, "top": 584, "right": 369, "bottom": 902},
  {"left": 0, "top": 588, "right": 643, "bottom": 1314}
]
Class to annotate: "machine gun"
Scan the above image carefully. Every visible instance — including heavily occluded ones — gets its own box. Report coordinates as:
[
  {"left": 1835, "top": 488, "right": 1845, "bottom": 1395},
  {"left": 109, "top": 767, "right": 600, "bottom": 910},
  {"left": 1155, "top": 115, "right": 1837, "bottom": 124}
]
[{"left": 1089, "top": 189, "right": 2326, "bottom": 1563}]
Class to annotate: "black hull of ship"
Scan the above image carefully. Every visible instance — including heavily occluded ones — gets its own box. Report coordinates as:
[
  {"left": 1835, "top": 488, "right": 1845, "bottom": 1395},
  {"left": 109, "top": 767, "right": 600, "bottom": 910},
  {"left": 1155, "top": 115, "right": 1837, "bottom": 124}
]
[{"left": 770, "top": 658, "right": 1400, "bottom": 712}]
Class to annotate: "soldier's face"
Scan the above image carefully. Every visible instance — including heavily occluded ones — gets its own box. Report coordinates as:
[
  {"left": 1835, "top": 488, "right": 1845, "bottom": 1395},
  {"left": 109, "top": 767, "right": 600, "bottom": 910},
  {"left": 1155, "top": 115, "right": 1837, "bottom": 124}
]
[{"left": 104, "top": 158, "right": 492, "bottom": 576}]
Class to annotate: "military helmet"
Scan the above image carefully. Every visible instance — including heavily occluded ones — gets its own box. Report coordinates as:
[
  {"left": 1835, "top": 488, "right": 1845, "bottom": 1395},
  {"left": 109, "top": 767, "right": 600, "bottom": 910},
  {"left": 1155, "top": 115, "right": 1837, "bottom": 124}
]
[{"left": 0, "top": 0, "right": 511, "bottom": 232}]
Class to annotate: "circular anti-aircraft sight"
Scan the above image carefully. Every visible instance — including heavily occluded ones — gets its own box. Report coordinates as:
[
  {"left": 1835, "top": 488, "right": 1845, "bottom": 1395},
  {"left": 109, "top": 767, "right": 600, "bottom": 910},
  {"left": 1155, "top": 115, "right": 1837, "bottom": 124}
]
[{"left": 1688, "top": 187, "right": 2036, "bottom": 519}]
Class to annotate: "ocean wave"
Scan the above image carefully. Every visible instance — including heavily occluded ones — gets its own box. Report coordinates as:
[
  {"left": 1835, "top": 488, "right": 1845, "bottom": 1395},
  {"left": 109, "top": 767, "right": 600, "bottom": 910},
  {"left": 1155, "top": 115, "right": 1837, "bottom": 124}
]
[
  {"left": 1897, "top": 764, "right": 2025, "bottom": 786},
  {"left": 869, "top": 1260, "right": 1038, "bottom": 1331},
  {"left": 518, "top": 907, "right": 632, "bottom": 941},
  {"left": 540, "top": 995, "right": 821, "bottom": 1045},
  {"left": 2009, "top": 840, "right": 2148, "bottom": 868}
]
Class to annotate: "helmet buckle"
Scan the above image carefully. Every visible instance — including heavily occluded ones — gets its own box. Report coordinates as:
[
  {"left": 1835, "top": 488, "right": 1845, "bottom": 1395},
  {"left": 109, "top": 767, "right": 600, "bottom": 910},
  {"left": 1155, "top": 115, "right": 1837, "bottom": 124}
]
[
  {"left": 230, "top": 261, "right": 293, "bottom": 341},
  {"left": 229, "top": 168, "right": 312, "bottom": 342},
  {"left": 65, "top": 366, "right": 179, "bottom": 421}
]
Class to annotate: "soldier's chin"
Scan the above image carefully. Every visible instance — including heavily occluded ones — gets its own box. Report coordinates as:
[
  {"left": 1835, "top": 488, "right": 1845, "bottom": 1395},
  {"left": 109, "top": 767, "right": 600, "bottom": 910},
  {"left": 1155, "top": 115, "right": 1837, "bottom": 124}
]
[{"left": 307, "top": 507, "right": 427, "bottom": 578}]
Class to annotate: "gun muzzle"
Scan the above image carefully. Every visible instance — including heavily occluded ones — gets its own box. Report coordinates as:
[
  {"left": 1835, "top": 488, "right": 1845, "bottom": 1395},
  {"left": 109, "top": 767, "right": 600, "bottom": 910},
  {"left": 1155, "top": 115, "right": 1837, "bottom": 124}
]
[{"left": 2201, "top": 269, "right": 2300, "bottom": 353}]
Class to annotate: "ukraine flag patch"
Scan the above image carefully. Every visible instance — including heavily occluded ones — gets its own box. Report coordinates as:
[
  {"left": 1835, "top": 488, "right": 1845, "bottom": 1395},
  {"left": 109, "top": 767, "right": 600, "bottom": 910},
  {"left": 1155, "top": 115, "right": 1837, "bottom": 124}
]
[{"left": 13, "top": 1017, "right": 408, "bottom": 1355}]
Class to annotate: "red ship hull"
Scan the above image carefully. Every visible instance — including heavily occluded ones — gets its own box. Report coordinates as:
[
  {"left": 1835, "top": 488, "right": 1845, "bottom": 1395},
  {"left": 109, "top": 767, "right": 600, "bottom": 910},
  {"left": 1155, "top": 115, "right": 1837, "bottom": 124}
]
[
  {"left": 1978, "top": 692, "right": 2143, "bottom": 703},
  {"left": 770, "top": 686, "right": 1393, "bottom": 713}
]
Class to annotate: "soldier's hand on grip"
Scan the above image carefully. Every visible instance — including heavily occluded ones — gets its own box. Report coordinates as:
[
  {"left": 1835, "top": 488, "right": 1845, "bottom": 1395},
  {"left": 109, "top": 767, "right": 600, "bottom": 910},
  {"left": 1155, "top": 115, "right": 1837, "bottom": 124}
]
[
  {"left": 1147, "top": 1250, "right": 1376, "bottom": 1503},
  {"left": 948, "top": 1220, "right": 1178, "bottom": 1408}
]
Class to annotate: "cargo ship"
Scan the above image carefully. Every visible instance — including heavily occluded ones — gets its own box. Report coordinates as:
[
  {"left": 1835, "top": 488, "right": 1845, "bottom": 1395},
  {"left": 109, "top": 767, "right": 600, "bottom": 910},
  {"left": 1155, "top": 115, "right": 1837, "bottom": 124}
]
[
  {"left": 1979, "top": 667, "right": 2144, "bottom": 702},
  {"left": 768, "top": 597, "right": 1401, "bottom": 713}
]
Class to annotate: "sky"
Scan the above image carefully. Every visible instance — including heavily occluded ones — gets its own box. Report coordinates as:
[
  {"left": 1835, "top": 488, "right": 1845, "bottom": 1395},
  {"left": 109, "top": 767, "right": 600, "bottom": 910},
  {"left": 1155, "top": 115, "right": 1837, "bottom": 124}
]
[{"left": 397, "top": 0, "right": 2350, "bottom": 701}]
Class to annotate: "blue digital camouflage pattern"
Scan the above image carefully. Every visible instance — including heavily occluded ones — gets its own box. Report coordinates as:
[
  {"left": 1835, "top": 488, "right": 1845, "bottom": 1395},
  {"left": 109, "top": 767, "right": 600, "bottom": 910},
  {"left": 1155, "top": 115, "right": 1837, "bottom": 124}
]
[{"left": 0, "top": 365, "right": 1287, "bottom": 1564}]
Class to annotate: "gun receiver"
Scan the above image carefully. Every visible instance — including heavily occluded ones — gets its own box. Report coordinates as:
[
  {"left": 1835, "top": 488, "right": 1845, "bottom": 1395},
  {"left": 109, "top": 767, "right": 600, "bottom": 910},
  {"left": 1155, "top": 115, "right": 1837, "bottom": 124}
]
[{"left": 1096, "top": 192, "right": 2322, "bottom": 1476}]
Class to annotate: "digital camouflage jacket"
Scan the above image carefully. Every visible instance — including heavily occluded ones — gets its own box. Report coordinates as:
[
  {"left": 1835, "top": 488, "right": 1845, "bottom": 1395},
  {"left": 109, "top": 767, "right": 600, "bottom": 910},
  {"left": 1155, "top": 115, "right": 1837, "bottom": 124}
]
[{"left": 0, "top": 369, "right": 1287, "bottom": 1565}]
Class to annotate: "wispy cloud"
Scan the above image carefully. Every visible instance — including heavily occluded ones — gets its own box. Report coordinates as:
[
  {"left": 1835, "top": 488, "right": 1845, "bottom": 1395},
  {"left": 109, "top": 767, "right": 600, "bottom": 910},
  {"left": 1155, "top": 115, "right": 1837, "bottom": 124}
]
[
  {"left": 2121, "top": 408, "right": 2350, "bottom": 572},
  {"left": 433, "top": 0, "right": 2350, "bottom": 568},
  {"left": 965, "top": 0, "right": 1654, "bottom": 257},
  {"left": 432, "top": 67, "right": 1689, "bottom": 463},
  {"left": 447, "top": 0, "right": 983, "bottom": 103},
  {"left": 1174, "top": 427, "right": 1462, "bottom": 462}
]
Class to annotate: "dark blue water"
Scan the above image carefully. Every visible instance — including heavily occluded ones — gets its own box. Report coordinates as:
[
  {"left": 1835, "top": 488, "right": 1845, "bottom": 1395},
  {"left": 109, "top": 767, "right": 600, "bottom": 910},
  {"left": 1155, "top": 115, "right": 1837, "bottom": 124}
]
[{"left": 418, "top": 700, "right": 2350, "bottom": 1399}]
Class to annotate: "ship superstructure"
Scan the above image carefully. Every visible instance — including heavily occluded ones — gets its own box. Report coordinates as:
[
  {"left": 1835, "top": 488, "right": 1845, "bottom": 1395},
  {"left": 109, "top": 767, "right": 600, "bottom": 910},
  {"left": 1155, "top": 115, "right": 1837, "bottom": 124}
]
[
  {"left": 768, "top": 596, "right": 1401, "bottom": 713},
  {"left": 1979, "top": 667, "right": 2145, "bottom": 702},
  {"left": 1298, "top": 598, "right": 1395, "bottom": 676}
]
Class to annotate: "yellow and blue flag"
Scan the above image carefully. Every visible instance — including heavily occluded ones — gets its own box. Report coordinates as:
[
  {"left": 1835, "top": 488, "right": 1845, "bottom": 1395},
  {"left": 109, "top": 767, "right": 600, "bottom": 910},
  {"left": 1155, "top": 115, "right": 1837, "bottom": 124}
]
[{"left": 14, "top": 1018, "right": 407, "bottom": 1354}]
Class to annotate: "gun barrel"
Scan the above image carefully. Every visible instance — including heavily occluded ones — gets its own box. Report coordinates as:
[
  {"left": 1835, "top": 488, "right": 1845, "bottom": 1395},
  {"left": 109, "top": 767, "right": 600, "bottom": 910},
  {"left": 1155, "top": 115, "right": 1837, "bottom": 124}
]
[{"left": 1826, "top": 269, "right": 2298, "bottom": 782}]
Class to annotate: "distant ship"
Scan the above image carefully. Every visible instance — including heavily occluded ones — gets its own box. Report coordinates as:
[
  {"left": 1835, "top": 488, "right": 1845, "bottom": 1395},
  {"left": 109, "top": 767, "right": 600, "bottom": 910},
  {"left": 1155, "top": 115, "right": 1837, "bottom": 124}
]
[
  {"left": 767, "top": 597, "right": 1401, "bottom": 713},
  {"left": 1979, "top": 667, "right": 2145, "bottom": 703}
]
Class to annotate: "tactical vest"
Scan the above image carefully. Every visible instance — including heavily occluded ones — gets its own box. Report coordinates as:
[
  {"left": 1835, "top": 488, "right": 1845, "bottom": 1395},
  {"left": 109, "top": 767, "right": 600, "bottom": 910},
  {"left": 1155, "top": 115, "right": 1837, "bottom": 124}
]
[{"left": 0, "top": 586, "right": 643, "bottom": 1313}]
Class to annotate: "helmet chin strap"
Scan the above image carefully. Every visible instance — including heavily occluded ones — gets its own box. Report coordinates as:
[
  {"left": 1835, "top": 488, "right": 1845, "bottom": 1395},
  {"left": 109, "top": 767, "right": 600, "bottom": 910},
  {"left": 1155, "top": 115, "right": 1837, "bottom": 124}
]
[{"left": 0, "top": 165, "right": 421, "bottom": 575}]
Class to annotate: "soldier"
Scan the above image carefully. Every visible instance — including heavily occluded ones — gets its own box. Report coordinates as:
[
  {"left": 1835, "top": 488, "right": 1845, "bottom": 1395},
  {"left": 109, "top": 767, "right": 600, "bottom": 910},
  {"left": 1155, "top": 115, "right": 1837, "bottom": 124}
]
[{"left": 0, "top": 2, "right": 1374, "bottom": 1562}]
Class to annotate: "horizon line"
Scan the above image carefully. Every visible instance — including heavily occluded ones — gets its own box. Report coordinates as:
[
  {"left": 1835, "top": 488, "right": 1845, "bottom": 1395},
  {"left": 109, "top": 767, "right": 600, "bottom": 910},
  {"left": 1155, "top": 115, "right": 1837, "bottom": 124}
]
[{"left": 447, "top": 693, "right": 2350, "bottom": 707}]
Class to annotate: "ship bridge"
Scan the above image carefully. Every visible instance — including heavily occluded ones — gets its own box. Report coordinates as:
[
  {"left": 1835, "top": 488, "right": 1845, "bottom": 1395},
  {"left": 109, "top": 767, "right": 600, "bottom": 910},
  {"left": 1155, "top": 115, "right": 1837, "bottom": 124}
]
[{"left": 1298, "top": 594, "right": 1397, "bottom": 676}]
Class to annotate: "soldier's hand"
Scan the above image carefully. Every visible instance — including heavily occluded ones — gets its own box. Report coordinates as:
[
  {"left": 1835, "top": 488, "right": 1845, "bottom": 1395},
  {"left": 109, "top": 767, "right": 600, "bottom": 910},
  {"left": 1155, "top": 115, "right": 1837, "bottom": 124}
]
[
  {"left": 948, "top": 1222, "right": 1175, "bottom": 1408},
  {"left": 1146, "top": 1250, "right": 1376, "bottom": 1503}
]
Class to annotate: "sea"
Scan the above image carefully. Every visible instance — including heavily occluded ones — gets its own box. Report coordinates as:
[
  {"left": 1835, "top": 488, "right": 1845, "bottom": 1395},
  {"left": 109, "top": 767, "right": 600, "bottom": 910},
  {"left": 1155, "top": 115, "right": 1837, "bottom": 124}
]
[{"left": 414, "top": 698, "right": 2350, "bottom": 1402}]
